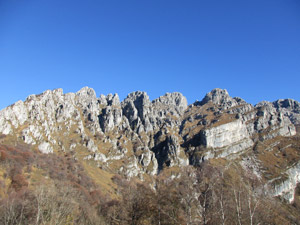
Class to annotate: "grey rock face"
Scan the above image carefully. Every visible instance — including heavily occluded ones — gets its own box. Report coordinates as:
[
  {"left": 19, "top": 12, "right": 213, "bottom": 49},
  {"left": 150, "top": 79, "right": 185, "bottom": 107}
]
[
  {"left": 181, "top": 89, "right": 297, "bottom": 170},
  {"left": 0, "top": 87, "right": 191, "bottom": 178},
  {"left": 152, "top": 92, "right": 188, "bottom": 116},
  {"left": 98, "top": 93, "right": 122, "bottom": 132},
  {"left": 253, "top": 101, "right": 296, "bottom": 140},
  {"left": 273, "top": 162, "right": 300, "bottom": 203},
  {"left": 273, "top": 99, "right": 300, "bottom": 113},
  {"left": 200, "top": 88, "right": 239, "bottom": 109},
  {"left": 121, "top": 91, "right": 188, "bottom": 134},
  {"left": 152, "top": 130, "right": 189, "bottom": 171},
  {"left": 38, "top": 142, "right": 53, "bottom": 154},
  {"left": 121, "top": 91, "right": 152, "bottom": 133},
  {"left": 200, "top": 120, "right": 251, "bottom": 148},
  {"left": 199, "top": 120, "right": 254, "bottom": 159},
  {"left": 273, "top": 99, "right": 300, "bottom": 125},
  {"left": 0, "top": 87, "right": 299, "bottom": 185}
]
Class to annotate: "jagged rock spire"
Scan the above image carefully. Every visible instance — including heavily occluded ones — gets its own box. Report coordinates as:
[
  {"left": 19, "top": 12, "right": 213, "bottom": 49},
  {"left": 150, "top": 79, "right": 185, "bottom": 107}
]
[{"left": 199, "top": 88, "right": 240, "bottom": 109}]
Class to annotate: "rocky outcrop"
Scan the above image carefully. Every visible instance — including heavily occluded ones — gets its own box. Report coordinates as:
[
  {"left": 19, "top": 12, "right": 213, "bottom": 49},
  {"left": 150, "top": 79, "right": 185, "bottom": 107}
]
[
  {"left": 201, "top": 120, "right": 251, "bottom": 148},
  {"left": 38, "top": 142, "right": 53, "bottom": 154},
  {"left": 0, "top": 87, "right": 191, "bottom": 178},
  {"left": 0, "top": 87, "right": 299, "bottom": 191},
  {"left": 98, "top": 93, "right": 123, "bottom": 132},
  {"left": 200, "top": 120, "right": 254, "bottom": 159},
  {"left": 152, "top": 130, "right": 189, "bottom": 171},
  {"left": 252, "top": 101, "right": 296, "bottom": 140},
  {"left": 152, "top": 92, "right": 188, "bottom": 117},
  {"left": 273, "top": 99, "right": 300, "bottom": 125},
  {"left": 200, "top": 88, "right": 239, "bottom": 110},
  {"left": 273, "top": 162, "right": 300, "bottom": 203},
  {"left": 121, "top": 91, "right": 188, "bottom": 134},
  {"left": 121, "top": 91, "right": 153, "bottom": 133}
]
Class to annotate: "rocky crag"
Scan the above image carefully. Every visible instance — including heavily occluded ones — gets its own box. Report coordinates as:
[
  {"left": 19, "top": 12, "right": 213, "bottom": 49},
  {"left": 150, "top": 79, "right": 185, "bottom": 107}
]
[{"left": 1, "top": 87, "right": 300, "bottom": 202}]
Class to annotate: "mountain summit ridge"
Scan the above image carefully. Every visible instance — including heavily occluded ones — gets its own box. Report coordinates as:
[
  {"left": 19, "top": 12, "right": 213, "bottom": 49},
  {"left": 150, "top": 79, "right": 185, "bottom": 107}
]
[{"left": 0, "top": 86, "right": 300, "bottom": 203}]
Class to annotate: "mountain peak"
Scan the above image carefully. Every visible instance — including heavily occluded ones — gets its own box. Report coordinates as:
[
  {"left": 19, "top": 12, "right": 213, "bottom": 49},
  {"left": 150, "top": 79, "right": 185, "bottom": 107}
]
[
  {"left": 199, "top": 88, "right": 240, "bottom": 109},
  {"left": 76, "top": 86, "right": 96, "bottom": 98},
  {"left": 0, "top": 86, "right": 299, "bottom": 208}
]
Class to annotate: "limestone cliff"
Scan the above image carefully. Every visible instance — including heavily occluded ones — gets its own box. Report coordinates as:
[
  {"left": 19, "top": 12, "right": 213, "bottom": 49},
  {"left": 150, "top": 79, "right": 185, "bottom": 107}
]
[{"left": 0, "top": 87, "right": 299, "bottom": 202}]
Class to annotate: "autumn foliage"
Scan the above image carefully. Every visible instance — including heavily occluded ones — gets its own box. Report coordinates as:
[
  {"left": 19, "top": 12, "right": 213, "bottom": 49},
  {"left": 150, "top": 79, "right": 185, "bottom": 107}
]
[{"left": 0, "top": 143, "right": 300, "bottom": 224}]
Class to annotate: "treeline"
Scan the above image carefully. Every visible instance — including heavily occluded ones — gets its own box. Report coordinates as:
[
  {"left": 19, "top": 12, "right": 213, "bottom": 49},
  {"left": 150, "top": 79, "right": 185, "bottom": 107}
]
[
  {"left": 102, "top": 165, "right": 295, "bottom": 225},
  {"left": 0, "top": 143, "right": 299, "bottom": 224}
]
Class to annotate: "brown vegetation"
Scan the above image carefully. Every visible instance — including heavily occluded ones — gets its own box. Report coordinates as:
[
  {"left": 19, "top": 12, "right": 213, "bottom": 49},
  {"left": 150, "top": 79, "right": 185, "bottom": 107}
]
[{"left": 1, "top": 139, "right": 300, "bottom": 224}]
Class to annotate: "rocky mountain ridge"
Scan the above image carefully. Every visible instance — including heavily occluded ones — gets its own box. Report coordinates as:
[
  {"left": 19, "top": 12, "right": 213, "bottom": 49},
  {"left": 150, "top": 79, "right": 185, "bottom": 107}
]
[{"left": 1, "top": 87, "right": 300, "bottom": 202}]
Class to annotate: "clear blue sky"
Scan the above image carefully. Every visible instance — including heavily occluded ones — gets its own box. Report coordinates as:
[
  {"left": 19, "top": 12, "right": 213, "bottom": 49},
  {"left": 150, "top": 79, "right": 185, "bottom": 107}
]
[{"left": 0, "top": 0, "right": 300, "bottom": 109}]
